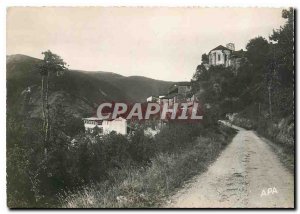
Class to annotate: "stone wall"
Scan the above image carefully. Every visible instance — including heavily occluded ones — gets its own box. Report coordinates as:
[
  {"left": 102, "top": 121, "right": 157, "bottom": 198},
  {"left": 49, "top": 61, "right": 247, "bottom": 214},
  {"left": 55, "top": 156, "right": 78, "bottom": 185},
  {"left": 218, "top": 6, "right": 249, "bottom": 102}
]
[{"left": 209, "top": 50, "right": 231, "bottom": 67}]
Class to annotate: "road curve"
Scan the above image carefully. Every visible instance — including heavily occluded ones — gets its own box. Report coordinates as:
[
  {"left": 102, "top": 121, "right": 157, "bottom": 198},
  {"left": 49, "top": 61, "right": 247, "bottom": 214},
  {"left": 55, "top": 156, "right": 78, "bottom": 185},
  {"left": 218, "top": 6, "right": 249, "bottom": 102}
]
[{"left": 166, "top": 122, "right": 294, "bottom": 208}]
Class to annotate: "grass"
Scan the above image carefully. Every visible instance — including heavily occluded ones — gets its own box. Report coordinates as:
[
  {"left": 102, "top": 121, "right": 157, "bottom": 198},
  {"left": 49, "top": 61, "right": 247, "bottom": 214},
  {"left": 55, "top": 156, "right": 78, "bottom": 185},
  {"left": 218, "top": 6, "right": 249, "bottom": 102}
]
[
  {"left": 255, "top": 118, "right": 294, "bottom": 174},
  {"left": 59, "top": 125, "right": 236, "bottom": 208},
  {"left": 232, "top": 114, "right": 294, "bottom": 174},
  {"left": 258, "top": 134, "right": 294, "bottom": 174}
]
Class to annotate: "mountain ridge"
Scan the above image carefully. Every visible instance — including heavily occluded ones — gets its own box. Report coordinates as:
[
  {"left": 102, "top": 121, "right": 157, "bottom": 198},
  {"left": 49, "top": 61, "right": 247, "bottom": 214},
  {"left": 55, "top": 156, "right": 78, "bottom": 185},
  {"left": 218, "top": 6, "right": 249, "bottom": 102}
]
[
  {"left": 7, "top": 54, "right": 173, "bottom": 83},
  {"left": 6, "top": 54, "right": 174, "bottom": 118}
]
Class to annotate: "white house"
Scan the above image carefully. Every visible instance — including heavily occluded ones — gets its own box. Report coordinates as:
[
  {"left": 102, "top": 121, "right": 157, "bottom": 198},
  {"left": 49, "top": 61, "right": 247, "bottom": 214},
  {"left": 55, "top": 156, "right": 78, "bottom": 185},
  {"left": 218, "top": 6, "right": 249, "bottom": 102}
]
[
  {"left": 208, "top": 44, "right": 233, "bottom": 67},
  {"left": 208, "top": 43, "right": 246, "bottom": 69},
  {"left": 83, "top": 116, "right": 128, "bottom": 135}
]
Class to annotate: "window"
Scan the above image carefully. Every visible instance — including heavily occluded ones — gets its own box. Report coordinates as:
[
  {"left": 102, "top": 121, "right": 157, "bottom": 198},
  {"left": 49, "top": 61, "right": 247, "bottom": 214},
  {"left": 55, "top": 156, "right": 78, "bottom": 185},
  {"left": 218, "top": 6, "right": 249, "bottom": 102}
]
[{"left": 218, "top": 54, "right": 221, "bottom": 61}]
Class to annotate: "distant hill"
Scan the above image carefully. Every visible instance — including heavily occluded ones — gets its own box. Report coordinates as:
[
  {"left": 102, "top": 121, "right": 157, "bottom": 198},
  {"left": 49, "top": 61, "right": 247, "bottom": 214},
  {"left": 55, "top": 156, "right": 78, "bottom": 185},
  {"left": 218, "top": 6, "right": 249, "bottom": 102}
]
[
  {"left": 7, "top": 54, "right": 173, "bottom": 118},
  {"left": 87, "top": 73, "right": 173, "bottom": 102}
]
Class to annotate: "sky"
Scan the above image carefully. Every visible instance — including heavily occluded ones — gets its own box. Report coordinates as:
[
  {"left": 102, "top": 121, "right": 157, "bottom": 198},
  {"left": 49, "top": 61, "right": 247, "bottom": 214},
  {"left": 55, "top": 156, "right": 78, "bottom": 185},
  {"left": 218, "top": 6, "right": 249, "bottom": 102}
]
[{"left": 7, "top": 7, "right": 286, "bottom": 81}]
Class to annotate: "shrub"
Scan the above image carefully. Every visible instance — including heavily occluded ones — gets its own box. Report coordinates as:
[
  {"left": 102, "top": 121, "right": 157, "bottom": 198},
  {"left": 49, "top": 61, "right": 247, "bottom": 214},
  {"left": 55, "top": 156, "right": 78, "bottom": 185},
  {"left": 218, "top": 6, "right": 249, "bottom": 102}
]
[{"left": 59, "top": 125, "right": 236, "bottom": 208}]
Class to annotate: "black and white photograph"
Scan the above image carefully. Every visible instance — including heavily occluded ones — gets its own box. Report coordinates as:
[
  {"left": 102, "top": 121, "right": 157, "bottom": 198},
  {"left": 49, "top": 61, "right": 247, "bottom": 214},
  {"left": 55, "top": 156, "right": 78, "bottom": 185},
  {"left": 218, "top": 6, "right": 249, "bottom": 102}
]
[{"left": 6, "top": 6, "right": 295, "bottom": 208}]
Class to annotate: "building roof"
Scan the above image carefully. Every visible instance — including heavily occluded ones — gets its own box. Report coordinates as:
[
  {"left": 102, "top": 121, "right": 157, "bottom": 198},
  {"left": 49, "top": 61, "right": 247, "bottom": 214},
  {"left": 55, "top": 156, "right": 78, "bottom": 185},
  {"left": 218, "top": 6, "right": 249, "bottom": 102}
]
[
  {"left": 209, "top": 45, "right": 232, "bottom": 52},
  {"left": 83, "top": 114, "right": 125, "bottom": 121},
  {"left": 83, "top": 117, "right": 101, "bottom": 121}
]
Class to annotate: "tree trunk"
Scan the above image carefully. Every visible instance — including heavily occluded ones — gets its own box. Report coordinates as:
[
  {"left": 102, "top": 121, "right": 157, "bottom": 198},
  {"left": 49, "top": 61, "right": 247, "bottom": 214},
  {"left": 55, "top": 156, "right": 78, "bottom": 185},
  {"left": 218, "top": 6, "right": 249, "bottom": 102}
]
[
  {"left": 44, "top": 74, "right": 50, "bottom": 157},
  {"left": 41, "top": 74, "right": 50, "bottom": 159},
  {"left": 268, "top": 83, "right": 272, "bottom": 121},
  {"left": 41, "top": 76, "right": 46, "bottom": 127},
  {"left": 41, "top": 76, "right": 47, "bottom": 158}
]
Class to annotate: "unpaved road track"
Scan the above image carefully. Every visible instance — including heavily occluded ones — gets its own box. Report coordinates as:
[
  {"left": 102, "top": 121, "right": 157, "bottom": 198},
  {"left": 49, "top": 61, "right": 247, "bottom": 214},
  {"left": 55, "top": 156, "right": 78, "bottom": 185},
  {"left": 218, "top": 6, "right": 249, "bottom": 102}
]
[{"left": 167, "top": 123, "right": 294, "bottom": 208}]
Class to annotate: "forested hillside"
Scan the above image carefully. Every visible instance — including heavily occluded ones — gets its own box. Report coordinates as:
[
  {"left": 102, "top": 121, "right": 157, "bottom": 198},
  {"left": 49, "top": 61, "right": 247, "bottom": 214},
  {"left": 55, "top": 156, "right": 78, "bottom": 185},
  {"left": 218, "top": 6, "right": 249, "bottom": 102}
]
[
  {"left": 7, "top": 54, "right": 173, "bottom": 118},
  {"left": 192, "top": 8, "right": 294, "bottom": 168}
]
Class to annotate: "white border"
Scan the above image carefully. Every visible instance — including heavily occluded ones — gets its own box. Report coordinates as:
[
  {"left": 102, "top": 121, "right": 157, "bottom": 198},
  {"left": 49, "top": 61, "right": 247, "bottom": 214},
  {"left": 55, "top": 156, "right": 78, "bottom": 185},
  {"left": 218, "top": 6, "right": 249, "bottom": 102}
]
[
  {"left": 1, "top": 0, "right": 298, "bottom": 7},
  {"left": 1, "top": 0, "right": 298, "bottom": 213}
]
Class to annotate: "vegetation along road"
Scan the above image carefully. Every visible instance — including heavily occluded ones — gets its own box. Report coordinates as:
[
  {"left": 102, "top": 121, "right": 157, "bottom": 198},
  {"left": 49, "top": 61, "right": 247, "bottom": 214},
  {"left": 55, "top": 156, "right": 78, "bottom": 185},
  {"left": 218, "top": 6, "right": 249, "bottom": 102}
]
[{"left": 166, "top": 122, "right": 294, "bottom": 208}]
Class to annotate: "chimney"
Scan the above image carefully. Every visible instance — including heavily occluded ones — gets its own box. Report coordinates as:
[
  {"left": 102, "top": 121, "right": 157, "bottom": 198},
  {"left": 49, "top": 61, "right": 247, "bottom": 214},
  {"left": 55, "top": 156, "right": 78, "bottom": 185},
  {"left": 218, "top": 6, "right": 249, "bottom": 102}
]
[{"left": 226, "top": 43, "right": 235, "bottom": 51}]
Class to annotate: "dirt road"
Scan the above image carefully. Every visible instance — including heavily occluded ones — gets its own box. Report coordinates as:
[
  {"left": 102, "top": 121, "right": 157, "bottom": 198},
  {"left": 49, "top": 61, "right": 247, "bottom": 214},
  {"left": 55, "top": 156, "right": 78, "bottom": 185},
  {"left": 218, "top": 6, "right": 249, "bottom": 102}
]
[{"left": 167, "top": 122, "right": 294, "bottom": 208}]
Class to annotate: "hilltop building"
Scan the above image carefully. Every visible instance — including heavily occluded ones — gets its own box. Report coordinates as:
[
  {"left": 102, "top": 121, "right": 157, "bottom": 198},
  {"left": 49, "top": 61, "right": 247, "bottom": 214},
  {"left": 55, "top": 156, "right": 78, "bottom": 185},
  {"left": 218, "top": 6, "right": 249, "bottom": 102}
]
[{"left": 208, "top": 43, "right": 246, "bottom": 69}]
